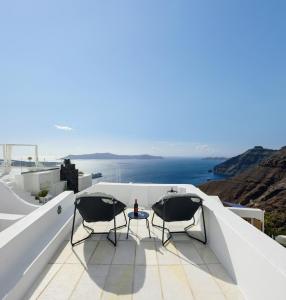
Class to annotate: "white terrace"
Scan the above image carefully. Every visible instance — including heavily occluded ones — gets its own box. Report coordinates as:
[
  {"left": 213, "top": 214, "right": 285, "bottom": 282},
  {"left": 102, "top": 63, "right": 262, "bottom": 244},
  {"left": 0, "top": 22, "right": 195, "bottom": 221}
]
[
  {"left": 26, "top": 210, "right": 244, "bottom": 300},
  {"left": 1, "top": 183, "right": 286, "bottom": 300}
]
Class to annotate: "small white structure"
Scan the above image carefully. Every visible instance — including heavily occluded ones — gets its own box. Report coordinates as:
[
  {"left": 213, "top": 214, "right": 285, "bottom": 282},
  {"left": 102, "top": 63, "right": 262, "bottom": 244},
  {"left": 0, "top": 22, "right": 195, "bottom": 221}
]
[
  {"left": 0, "top": 143, "right": 92, "bottom": 202},
  {"left": 78, "top": 173, "right": 92, "bottom": 192},
  {"left": 228, "top": 206, "right": 265, "bottom": 231},
  {"left": 14, "top": 168, "right": 66, "bottom": 197},
  {"left": 0, "top": 144, "right": 39, "bottom": 175}
]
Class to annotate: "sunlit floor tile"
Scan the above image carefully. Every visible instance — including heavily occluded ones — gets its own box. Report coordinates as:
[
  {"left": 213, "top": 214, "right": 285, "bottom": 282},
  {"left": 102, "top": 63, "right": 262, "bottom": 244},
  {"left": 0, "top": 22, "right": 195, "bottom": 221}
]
[
  {"left": 175, "top": 241, "right": 204, "bottom": 265},
  {"left": 193, "top": 240, "right": 219, "bottom": 264},
  {"left": 133, "top": 266, "right": 162, "bottom": 300},
  {"left": 159, "top": 265, "right": 194, "bottom": 300},
  {"left": 156, "top": 241, "right": 181, "bottom": 265},
  {"left": 66, "top": 240, "right": 97, "bottom": 266},
  {"left": 38, "top": 264, "right": 84, "bottom": 300},
  {"left": 135, "top": 241, "right": 158, "bottom": 265},
  {"left": 24, "top": 264, "right": 63, "bottom": 300},
  {"left": 70, "top": 265, "right": 109, "bottom": 300},
  {"left": 183, "top": 264, "right": 222, "bottom": 297}
]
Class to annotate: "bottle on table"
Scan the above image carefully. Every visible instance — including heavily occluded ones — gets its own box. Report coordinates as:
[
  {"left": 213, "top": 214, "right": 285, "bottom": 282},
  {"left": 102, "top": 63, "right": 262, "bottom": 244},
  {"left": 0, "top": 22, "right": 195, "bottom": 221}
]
[{"left": 134, "top": 199, "right": 138, "bottom": 217}]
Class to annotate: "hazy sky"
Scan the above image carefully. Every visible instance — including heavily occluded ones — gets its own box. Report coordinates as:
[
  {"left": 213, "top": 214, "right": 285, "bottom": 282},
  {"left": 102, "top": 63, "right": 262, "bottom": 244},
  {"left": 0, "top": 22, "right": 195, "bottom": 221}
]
[{"left": 1, "top": 0, "right": 286, "bottom": 159}]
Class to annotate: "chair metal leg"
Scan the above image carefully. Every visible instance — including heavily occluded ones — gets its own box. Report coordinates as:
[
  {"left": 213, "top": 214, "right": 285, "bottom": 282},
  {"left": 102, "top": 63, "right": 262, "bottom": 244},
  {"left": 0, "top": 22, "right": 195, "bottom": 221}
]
[
  {"left": 184, "top": 207, "right": 207, "bottom": 244},
  {"left": 126, "top": 218, "right": 131, "bottom": 239},
  {"left": 151, "top": 209, "right": 207, "bottom": 246},
  {"left": 162, "top": 220, "right": 164, "bottom": 243},
  {"left": 71, "top": 206, "right": 93, "bottom": 247},
  {"left": 184, "top": 216, "right": 195, "bottom": 231},
  {"left": 115, "top": 210, "right": 128, "bottom": 230},
  {"left": 82, "top": 220, "right": 94, "bottom": 233},
  {"left": 107, "top": 210, "right": 128, "bottom": 246},
  {"left": 151, "top": 211, "right": 162, "bottom": 229},
  {"left": 71, "top": 210, "right": 128, "bottom": 247},
  {"left": 146, "top": 219, "right": 151, "bottom": 238},
  {"left": 107, "top": 215, "right": 117, "bottom": 247},
  {"left": 152, "top": 214, "right": 172, "bottom": 245},
  {"left": 70, "top": 205, "right": 77, "bottom": 246},
  {"left": 162, "top": 221, "right": 173, "bottom": 246}
]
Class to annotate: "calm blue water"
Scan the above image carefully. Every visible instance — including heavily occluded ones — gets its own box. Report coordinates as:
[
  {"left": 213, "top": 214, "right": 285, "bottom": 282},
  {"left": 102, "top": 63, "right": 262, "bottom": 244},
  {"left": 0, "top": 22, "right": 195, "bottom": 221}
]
[{"left": 74, "top": 158, "right": 226, "bottom": 186}]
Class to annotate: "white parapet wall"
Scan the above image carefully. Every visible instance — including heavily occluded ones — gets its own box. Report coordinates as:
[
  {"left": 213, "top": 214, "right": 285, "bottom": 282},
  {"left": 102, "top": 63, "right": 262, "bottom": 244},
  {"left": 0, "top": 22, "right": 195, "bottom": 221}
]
[
  {"left": 0, "top": 191, "right": 76, "bottom": 300},
  {"left": 189, "top": 186, "right": 286, "bottom": 300},
  {"left": 0, "top": 213, "right": 24, "bottom": 232},
  {"left": 79, "top": 182, "right": 188, "bottom": 208}
]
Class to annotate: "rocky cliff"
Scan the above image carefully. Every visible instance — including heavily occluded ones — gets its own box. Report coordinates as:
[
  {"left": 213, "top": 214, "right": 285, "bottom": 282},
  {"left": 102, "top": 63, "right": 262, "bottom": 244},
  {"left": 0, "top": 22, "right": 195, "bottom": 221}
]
[
  {"left": 200, "top": 147, "right": 286, "bottom": 235},
  {"left": 213, "top": 146, "right": 276, "bottom": 176}
]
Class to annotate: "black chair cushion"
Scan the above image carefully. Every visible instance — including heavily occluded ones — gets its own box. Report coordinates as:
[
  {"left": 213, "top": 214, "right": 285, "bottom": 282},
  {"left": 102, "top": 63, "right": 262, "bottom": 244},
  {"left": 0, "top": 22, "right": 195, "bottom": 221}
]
[
  {"left": 76, "top": 193, "right": 126, "bottom": 222},
  {"left": 152, "top": 194, "right": 202, "bottom": 222}
]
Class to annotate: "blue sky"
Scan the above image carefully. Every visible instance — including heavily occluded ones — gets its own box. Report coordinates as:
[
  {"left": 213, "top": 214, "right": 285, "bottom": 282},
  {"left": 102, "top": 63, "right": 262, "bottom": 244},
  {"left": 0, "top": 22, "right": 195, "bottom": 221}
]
[{"left": 0, "top": 0, "right": 285, "bottom": 159}]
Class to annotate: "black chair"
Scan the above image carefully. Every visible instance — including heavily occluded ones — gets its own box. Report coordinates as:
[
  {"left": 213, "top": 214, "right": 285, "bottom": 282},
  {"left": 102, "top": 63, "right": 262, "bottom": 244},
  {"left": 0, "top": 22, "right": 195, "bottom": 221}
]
[
  {"left": 152, "top": 193, "right": 207, "bottom": 246},
  {"left": 71, "top": 193, "right": 127, "bottom": 247}
]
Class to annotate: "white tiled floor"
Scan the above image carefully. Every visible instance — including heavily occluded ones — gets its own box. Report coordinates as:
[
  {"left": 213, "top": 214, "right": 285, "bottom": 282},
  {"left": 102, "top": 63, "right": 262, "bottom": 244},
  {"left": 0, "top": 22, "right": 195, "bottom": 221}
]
[{"left": 25, "top": 211, "right": 245, "bottom": 300}]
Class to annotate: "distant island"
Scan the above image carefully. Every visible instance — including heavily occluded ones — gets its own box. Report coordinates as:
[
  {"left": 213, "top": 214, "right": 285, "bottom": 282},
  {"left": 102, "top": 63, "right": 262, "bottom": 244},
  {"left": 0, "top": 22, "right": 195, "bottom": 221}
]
[{"left": 63, "top": 153, "right": 164, "bottom": 160}]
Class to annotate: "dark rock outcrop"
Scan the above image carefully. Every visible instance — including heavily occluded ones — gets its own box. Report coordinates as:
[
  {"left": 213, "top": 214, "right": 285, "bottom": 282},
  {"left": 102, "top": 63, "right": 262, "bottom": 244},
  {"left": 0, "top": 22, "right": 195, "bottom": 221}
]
[
  {"left": 213, "top": 146, "right": 276, "bottom": 176},
  {"left": 200, "top": 147, "right": 286, "bottom": 235}
]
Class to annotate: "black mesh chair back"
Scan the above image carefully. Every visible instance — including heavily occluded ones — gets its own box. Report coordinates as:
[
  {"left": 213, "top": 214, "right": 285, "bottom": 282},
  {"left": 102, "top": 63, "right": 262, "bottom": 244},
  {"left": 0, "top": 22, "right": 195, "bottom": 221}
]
[
  {"left": 76, "top": 195, "right": 126, "bottom": 222},
  {"left": 71, "top": 192, "right": 127, "bottom": 247},
  {"left": 160, "top": 195, "right": 202, "bottom": 222},
  {"left": 152, "top": 193, "right": 207, "bottom": 245}
]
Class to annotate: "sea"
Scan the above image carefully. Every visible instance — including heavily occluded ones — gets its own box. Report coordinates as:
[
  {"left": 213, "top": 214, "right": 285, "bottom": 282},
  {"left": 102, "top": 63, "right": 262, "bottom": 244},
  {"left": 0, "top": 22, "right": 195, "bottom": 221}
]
[{"left": 74, "top": 158, "right": 226, "bottom": 186}]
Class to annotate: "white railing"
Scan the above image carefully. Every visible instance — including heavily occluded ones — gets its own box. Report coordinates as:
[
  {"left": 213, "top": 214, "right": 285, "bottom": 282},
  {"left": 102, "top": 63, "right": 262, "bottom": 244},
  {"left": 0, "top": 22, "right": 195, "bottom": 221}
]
[{"left": 0, "top": 191, "right": 76, "bottom": 300}]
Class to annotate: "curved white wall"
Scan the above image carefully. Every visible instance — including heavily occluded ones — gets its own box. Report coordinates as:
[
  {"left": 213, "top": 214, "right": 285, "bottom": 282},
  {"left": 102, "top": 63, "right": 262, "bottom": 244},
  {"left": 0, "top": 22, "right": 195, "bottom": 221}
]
[{"left": 0, "top": 180, "right": 38, "bottom": 214}]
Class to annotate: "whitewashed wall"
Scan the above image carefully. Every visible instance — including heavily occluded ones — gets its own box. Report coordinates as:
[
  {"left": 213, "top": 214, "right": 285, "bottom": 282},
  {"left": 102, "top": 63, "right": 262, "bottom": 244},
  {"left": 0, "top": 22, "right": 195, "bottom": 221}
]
[
  {"left": 80, "top": 182, "right": 188, "bottom": 208},
  {"left": 190, "top": 186, "right": 286, "bottom": 300},
  {"left": 0, "top": 180, "right": 38, "bottom": 214},
  {"left": 0, "top": 191, "right": 76, "bottom": 300}
]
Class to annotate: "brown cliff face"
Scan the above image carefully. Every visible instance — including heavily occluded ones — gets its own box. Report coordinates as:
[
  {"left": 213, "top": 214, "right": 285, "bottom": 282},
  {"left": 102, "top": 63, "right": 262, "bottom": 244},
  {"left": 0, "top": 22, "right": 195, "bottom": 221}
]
[
  {"left": 200, "top": 147, "right": 286, "bottom": 235},
  {"left": 213, "top": 146, "right": 276, "bottom": 176}
]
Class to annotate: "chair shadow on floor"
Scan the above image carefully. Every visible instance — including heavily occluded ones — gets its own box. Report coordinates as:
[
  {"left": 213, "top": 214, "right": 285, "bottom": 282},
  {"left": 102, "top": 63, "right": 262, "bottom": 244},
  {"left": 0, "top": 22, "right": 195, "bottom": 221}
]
[
  {"left": 73, "top": 217, "right": 238, "bottom": 297},
  {"left": 79, "top": 231, "right": 147, "bottom": 297},
  {"left": 153, "top": 223, "right": 236, "bottom": 286}
]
